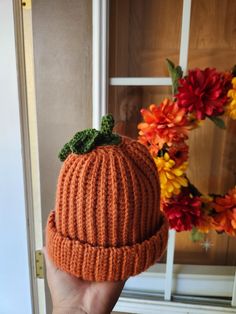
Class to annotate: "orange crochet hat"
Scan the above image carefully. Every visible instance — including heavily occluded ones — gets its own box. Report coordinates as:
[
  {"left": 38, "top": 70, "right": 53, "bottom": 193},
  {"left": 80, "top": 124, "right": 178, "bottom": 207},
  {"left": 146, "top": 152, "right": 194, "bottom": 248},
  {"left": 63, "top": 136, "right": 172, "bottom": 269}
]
[{"left": 46, "top": 115, "right": 168, "bottom": 281}]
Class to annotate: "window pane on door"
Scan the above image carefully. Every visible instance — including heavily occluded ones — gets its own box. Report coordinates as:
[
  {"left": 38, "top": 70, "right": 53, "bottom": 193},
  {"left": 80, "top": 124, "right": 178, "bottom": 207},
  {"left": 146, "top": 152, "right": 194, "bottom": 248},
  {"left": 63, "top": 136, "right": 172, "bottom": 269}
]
[
  {"left": 174, "top": 0, "right": 236, "bottom": 266},
  {"left": 188, "top": 0, "right": 236, "bottom": 70},
  {"left": 109, "top": 0, "right": 183, "bottom": 77},
  {"left": 108, "top": 0, "right": 236, "bottom": 267}
]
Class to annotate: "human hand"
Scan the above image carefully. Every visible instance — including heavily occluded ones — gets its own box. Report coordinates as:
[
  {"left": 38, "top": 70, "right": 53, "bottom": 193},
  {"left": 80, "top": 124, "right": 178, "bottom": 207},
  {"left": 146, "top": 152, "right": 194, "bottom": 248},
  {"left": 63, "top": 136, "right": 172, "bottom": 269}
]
[{"left": 42, "top": 247, "right": 125, "bottom": 314}]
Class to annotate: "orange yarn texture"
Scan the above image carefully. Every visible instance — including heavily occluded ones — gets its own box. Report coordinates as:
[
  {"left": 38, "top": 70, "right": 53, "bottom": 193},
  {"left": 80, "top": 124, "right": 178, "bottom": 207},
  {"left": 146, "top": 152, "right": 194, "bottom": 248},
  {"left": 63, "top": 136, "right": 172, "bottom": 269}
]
[{"left": 46, "top": 136, "right": 169, "bottom": 281}]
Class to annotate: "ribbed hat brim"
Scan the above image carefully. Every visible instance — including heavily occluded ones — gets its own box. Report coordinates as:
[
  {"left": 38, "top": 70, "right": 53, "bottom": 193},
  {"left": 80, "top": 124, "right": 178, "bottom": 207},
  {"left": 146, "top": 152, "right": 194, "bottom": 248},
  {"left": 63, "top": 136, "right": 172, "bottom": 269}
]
[{"left": 46, "top": 211, "right": 169, "bottom": 282}]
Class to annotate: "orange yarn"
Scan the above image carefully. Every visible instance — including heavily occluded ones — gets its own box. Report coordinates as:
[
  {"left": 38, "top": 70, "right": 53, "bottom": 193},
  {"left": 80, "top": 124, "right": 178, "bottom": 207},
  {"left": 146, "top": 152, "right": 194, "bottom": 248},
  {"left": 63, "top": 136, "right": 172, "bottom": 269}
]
[{"left": 46, "top": 136, "right": 168, "bottom": 281}]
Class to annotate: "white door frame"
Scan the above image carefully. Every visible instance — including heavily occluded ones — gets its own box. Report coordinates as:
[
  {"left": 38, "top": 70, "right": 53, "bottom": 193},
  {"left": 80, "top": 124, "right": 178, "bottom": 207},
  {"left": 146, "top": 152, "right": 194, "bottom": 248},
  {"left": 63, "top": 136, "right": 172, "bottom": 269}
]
[{"left": 13, "top": 1, "right": 46, "bottom": 313}]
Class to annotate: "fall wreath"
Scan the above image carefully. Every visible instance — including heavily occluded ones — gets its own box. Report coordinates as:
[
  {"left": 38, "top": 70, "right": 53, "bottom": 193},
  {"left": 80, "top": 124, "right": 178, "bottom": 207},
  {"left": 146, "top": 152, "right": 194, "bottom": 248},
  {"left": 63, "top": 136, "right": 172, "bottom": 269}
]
[{"left": 138, "top": 60, "right": 236, "bottom": 240}]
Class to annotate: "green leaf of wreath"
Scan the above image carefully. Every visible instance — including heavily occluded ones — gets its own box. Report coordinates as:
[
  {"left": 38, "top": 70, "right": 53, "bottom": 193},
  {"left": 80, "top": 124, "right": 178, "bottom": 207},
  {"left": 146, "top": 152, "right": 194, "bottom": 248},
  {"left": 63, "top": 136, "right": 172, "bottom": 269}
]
[
  {"left": 166, "top": 59, "right": 183, "bottom": 95},
  {"left": 190, "top": 228, "right": 205, "bottom": 242},
  {"left": 208, "top": 116, "right": 226, "bottom": 129}
]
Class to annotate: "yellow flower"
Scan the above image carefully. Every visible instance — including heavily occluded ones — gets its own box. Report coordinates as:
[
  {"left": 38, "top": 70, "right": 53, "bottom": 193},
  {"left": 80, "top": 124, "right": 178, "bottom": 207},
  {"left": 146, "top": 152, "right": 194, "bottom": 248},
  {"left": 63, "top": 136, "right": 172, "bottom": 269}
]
[
  {"left": 154, "top": 152, "right": 188, "bottom": 199},
  {"left": 226, "top": 77, "right": 236, "bottom": 120}
]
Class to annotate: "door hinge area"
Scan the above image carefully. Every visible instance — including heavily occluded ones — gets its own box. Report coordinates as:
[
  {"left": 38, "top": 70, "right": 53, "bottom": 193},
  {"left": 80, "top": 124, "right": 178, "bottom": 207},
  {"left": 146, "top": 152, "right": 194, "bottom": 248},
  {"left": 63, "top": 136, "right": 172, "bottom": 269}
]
[
  {"left": 35, "top": 250, "right": 44, "bottom": 279},
  {"left": 21, "top": 0, "right": 31, "bottom": 9}
]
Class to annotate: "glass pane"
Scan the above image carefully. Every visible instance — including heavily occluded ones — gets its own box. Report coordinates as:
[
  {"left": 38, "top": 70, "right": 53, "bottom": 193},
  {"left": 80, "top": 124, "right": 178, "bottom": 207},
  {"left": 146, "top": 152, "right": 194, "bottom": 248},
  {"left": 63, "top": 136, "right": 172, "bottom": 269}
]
[
  {"left": 109, "top": 83, "right": 236, "bottom": 266},
  {"left": 174, "top": 0, "right": 236, "bottom": 266},
  {"left": 108, "top": 0, "right": 236, "bottom": 267},
  {"left": 188, "top": 0, "right": 236, "bottom": 70},
  {"left": 109, "top": 0, "right": 183, "bottom": 77},
  {"left": 109, "top": 85, "right": 172, "bottom": 139}
]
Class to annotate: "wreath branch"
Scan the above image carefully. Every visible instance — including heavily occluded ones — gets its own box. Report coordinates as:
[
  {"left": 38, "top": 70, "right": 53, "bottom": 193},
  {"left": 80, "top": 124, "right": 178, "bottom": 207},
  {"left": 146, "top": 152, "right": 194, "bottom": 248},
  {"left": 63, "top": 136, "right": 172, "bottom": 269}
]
[{"left": 138, "top": 60, "right": 236, "bottom": 238}]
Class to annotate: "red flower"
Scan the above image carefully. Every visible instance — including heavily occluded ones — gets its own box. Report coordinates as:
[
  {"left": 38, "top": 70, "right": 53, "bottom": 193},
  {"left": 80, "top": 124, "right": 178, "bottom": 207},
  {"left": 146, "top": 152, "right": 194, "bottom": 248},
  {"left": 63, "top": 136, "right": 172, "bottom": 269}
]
[
  {"left": 176, "top": 68, "right": 230, "bottom": 120},
  {"left": 168, "top": 142, "right": 189, "bottom": 167},
  {"left": 138, "top": 99, "right": 190, "bottom": 154},
  {"left": 162, "top": 189, "right": 201, "bottom": 231}
]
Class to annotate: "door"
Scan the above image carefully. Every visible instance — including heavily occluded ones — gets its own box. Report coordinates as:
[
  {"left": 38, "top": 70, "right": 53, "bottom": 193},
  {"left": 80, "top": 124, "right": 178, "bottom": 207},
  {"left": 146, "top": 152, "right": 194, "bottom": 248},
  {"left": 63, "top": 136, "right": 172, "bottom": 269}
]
[
  {"left": 19, "top": 1, "right": 93, "bottom": 313},
  {"left": 108, "top": 0, "right": 236, "bottom": 266},
  {"left": 106, "top": 0, "right": 236, "bottom": 310},
  {"left": 18, "top": 0, "right": 236, "bottom": 313}
]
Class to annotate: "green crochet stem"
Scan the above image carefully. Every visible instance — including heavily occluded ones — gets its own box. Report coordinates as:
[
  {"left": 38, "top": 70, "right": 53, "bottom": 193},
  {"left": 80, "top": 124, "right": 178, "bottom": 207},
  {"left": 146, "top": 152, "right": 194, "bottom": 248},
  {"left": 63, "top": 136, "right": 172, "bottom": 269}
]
[{"left": 58, "top": 114, "right": 121, "bottom": 161}]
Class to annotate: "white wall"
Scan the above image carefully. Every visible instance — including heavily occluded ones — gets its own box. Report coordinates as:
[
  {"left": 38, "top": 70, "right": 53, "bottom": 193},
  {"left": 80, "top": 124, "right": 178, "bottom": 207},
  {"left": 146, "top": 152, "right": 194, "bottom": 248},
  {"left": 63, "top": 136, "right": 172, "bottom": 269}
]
[{"left": 0, "top": 1, "right": 32, "bottom": 313}]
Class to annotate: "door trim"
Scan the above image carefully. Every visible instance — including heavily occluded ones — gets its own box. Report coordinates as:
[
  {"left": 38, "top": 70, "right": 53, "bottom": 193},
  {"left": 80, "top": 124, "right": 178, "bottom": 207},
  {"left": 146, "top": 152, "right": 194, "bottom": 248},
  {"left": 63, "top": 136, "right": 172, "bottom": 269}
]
[{"left": 13, "top": 1, "right": 46, "bottom": 313}]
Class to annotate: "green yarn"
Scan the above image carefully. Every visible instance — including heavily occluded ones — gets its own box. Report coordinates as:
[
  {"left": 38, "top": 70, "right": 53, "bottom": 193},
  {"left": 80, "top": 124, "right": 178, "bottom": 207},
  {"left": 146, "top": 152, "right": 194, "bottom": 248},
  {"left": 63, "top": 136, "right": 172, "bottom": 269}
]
[
  {"left": 58, "top": 114, "right": 121, "bottom": 161},
  {"left": 100, "top": 114, "right": 114, "bottom": 135}
]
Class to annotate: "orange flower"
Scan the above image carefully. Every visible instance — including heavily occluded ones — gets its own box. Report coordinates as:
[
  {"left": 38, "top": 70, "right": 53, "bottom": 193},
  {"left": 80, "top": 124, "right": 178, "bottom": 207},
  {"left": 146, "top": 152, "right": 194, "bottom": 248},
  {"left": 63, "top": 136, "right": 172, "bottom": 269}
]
[
  {"left": 197, "top": 196, "right": 215, "bottom": 233},
  {"left": 197, "top": 214, "right": 216, "bottom": 233},
  {"left": 138, "top": 98, "right": 190, "bottom": 155},
  {"left": 212, "top": 187, "right": 236, "bottom": 236}
]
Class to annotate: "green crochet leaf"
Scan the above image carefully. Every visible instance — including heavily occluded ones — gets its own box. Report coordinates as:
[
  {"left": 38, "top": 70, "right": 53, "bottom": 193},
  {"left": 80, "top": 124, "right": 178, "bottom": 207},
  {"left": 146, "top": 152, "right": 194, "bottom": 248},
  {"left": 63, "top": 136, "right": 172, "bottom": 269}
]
[
  {"left": 100, "top": 114, "right": 114, "bottom": 135},
  {"left": 58, "top": 114, "right": 122, "bottom": 161},
  {"left": 58, "top": 143, "right": 72, "bottom": 162}
]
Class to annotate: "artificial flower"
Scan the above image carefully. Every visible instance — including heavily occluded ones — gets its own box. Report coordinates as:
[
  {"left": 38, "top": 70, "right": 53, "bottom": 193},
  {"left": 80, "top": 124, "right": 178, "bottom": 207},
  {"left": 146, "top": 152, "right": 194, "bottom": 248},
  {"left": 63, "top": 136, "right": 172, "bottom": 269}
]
[
  {"left": 221, "top": 71, "right": 234, "bottom": 96},
  {"left": 213, "top": 209, "right": 236, "bottom": 236},
  {"left": 211, "top": 187, "right": 236, "bottom": 236},
  {"left": 138, "top": 125, "right": 161, "bottom": 156},
  {"left": 196, "top": 195, "right": 215, "bottom": 233},
  {"left": 154, "top": 152, "right": 188, "bottom": 199},
  {"left": 138, "top": 98, "right": 190, "bottom": 154},
  {"left": 137, "top": 60, "right": 236, "bottom": 237},
  {"left": 176, "top": 68, "right": 230, "bottom": 120},
  {"left": 168, "top": 142, "right": 189, "bottom": 167},
  {"left": 226, "top": 77, "right": 236, "bottom": 120},
  {"left": 162, "top": 188, "right": 202, "bottom": 231},
  {"left": 213, "top": 188, "right": 236, "bottom": 213}
]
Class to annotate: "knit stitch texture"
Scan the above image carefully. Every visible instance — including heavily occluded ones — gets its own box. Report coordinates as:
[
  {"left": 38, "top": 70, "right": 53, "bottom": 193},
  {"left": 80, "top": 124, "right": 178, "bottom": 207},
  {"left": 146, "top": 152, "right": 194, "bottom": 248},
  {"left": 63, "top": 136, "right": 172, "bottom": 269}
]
[{"left": 46, "top": 136, "right": 169, "bottom": 281}]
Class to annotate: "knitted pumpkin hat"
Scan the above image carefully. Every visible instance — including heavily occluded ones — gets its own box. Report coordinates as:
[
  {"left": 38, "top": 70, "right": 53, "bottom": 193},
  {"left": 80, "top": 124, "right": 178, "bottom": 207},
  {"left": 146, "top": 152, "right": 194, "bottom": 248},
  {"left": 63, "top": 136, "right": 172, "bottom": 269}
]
[{"left": 46, "top": 114, "right": 169, "bottom": 282}]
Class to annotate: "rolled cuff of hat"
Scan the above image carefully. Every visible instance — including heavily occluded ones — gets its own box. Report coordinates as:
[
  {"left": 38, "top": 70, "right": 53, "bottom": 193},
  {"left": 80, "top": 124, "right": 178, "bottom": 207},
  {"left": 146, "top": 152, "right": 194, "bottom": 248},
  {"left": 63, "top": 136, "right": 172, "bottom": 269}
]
[{"left": 46, "top": 210, "right": 169, "bottom": 282}]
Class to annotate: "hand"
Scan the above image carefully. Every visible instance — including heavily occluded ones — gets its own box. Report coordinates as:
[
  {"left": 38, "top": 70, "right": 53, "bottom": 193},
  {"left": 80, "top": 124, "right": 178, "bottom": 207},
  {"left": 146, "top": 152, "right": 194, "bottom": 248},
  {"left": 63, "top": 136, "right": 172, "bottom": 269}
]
[{"left": 42, "top": 247, "right": 125, "bottom": 314}]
